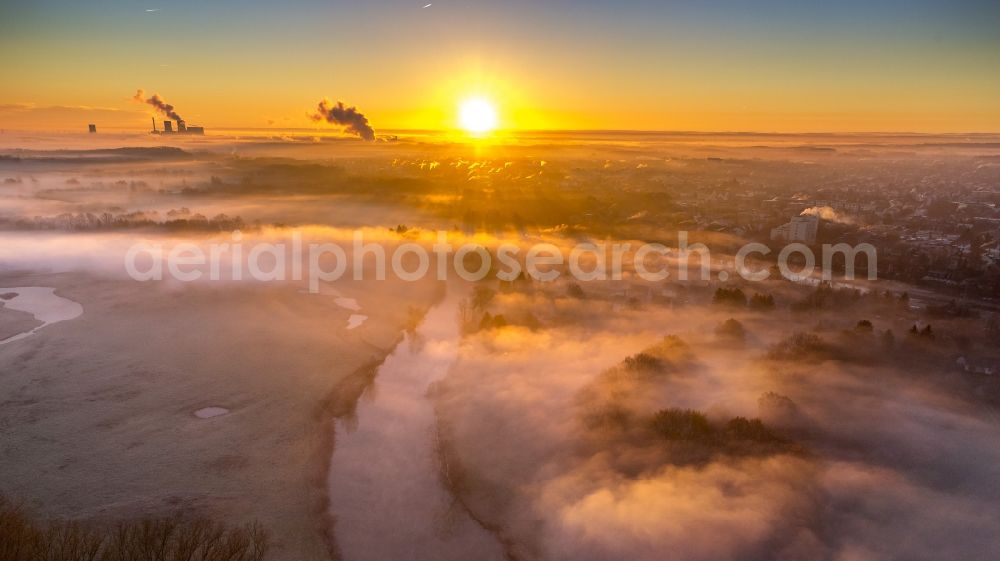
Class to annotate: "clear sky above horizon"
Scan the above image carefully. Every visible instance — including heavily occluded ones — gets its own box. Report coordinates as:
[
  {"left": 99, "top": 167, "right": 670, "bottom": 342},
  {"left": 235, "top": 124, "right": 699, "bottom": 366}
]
[{"left": 1, "top": 0, "right": 998, "bottom": 133}]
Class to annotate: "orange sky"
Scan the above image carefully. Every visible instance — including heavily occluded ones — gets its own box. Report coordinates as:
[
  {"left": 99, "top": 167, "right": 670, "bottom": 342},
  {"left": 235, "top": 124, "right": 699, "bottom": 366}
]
[{"left": 1, "top": 1, "right": 998, "bottom": 133}]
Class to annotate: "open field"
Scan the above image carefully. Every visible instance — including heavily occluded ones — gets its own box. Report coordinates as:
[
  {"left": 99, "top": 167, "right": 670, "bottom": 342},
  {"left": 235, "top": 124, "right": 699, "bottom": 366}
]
[{"left": 1, "top": 131, "right": 999, "bottom": 560}]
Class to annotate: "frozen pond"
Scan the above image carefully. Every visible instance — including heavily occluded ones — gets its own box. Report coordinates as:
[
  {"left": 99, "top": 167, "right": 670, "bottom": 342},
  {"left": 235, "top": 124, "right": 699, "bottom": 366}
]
[
  {"left": 334, "top": 297, "right": 362, "bottom": 311},
  {"left": 346, "top": 314, "right": 368, "bottom": 330},
  {"left": 297, "top": 286, "right": 366, "bottom": 329},
  {"left": 194, "top": 407, "right": 230, "bottom": 419},
  {"left": 0, "top": 287, "right": 83, "bottom": 345},
  {"left": 327, "top": 287, "right": 504, "bottom": 561}
]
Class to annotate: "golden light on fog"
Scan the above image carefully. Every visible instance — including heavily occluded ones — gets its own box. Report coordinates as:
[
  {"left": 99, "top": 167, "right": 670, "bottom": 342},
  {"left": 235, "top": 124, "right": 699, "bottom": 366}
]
[{"left": 459, "top": 98, "right": 498, "bottom": 134}]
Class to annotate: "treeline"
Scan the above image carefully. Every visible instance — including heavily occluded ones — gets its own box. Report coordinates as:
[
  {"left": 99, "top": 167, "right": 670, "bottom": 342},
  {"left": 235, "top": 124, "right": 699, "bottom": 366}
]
[
  {"left": 460, "top": 285, "right": 541, "bottom": 333},
  {"left": 649, "top": 408, "right": 799, "bottom": 459},
  {"left": 712, "top": 283, "right": 927, "bottom": 315},
  {"left": 578, "top": 337, "right": 803, "bottom": 467},
  {"left": 0, "top": 211, "right": 247, "bottom": 232},
  {"left": 712, "top": 287, "right": 775, "bottom": 310}
]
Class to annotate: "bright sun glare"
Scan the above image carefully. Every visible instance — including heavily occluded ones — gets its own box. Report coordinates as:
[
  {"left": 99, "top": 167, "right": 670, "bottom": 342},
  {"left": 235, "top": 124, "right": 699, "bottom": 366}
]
[{"left": 459, "top": 98, "right": 498, "bottom": 134}]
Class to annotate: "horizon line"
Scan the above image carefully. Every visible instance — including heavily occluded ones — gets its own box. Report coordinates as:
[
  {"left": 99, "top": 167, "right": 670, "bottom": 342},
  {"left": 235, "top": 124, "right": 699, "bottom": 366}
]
[{"left": 4, "top": 126, "right": 1000, "bottom": 137}]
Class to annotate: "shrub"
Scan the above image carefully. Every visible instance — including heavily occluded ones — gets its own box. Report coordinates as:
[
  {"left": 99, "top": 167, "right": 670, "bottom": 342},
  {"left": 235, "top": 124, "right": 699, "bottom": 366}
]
[
  {"left": 767, "top": 332, "right": 828, "bottom": 361},
  {"left": 583, "top": 404, "right": 634, "bottom": 431},
  {"left": 715, "top": 318, "right": 746, "bottom": 341},
  {"left": 757, "top": 392, "right": 799, "bottom": 425},
  {"left": 712, "top": 287, "right": 747, "bottom": 307},
  {"left": 471, "top": 285, "right": 495, "bottom": 310},
  {"left": 649, "top": 409, "right": 715, "bottom": 442},
  {"left": 622, "top": 352, "right": 662, "bottom": 372},
  {"left": 725, "top": 417, "right": 783, "bottom": 443},
  {"left": 909, "top": 324, "right": 935, "bottom": 339},
  {"left": 478, "top": 312, "right": 508, "bottom": 330},
  {"left": 0, "top": 496, "right": 268, "bottom": 561},
  {"left": 881, "top": 329, "right": 896, "bottom": 348},
  {"left": 647, "top": 409, "right": 798, "bottom": 461},
  {"left": 791, "top": 283, "right": 861, "bottom": 312},
  {"left": 749, "top": 293, "right": 775, "bottom": 310}
]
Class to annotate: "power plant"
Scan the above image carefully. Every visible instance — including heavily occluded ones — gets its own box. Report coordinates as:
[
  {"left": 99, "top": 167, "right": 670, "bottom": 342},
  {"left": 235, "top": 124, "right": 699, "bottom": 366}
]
[{"left": 150, "top": 117, "right": 204, "bottom": 135}]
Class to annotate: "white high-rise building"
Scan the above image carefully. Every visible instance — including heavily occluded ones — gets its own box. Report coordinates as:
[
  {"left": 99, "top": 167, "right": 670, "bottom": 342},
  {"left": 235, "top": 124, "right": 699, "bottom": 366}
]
[{"left": 771, "top": 215, "right": 819, "bottom": 243}]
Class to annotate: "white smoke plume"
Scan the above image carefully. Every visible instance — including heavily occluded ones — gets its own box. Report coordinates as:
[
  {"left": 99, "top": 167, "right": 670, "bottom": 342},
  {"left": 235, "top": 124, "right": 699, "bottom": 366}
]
[{"left": 801, "top": 205, "right": 854, "bottom": 224}]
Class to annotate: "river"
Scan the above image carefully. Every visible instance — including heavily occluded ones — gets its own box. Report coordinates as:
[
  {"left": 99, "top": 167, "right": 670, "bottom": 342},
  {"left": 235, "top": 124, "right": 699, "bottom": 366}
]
[{"left": 326, "top": 285, "right": 504, "bottom": 561}]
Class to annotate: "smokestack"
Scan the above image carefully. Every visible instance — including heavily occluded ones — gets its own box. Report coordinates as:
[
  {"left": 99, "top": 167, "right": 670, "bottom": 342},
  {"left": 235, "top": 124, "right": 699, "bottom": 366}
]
[
  {"left": 177, "top": 120, "right": 186, "bottom": 133},
  {"left": 151, "top": 117, "right": 157, "bottom": 133},
  {"left": 88, "top": 124, "right": 97, "bottom": 133},
  {"left": 164, "top": 120, "right": 173, "bottom": 133},
  {"left": 309, "top": 98, "right": 376, "bottom": 141},
  {"left": 132, "top": 89, "right": 183, "bottom": 122}
]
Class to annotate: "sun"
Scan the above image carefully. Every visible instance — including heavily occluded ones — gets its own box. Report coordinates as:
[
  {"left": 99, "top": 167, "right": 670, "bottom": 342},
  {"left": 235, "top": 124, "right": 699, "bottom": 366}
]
[{"left": 459, "top": 98, "right": 498, "bottom": 134}]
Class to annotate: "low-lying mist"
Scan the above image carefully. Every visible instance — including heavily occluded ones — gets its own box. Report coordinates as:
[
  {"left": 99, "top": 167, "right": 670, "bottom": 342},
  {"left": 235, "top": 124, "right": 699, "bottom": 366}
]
[
  {"left": 432, "top": 279, "right": 1000, "bottom": 561},
  {"left": 3, "top": 132, "right": 999, "bottom": 561}
]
